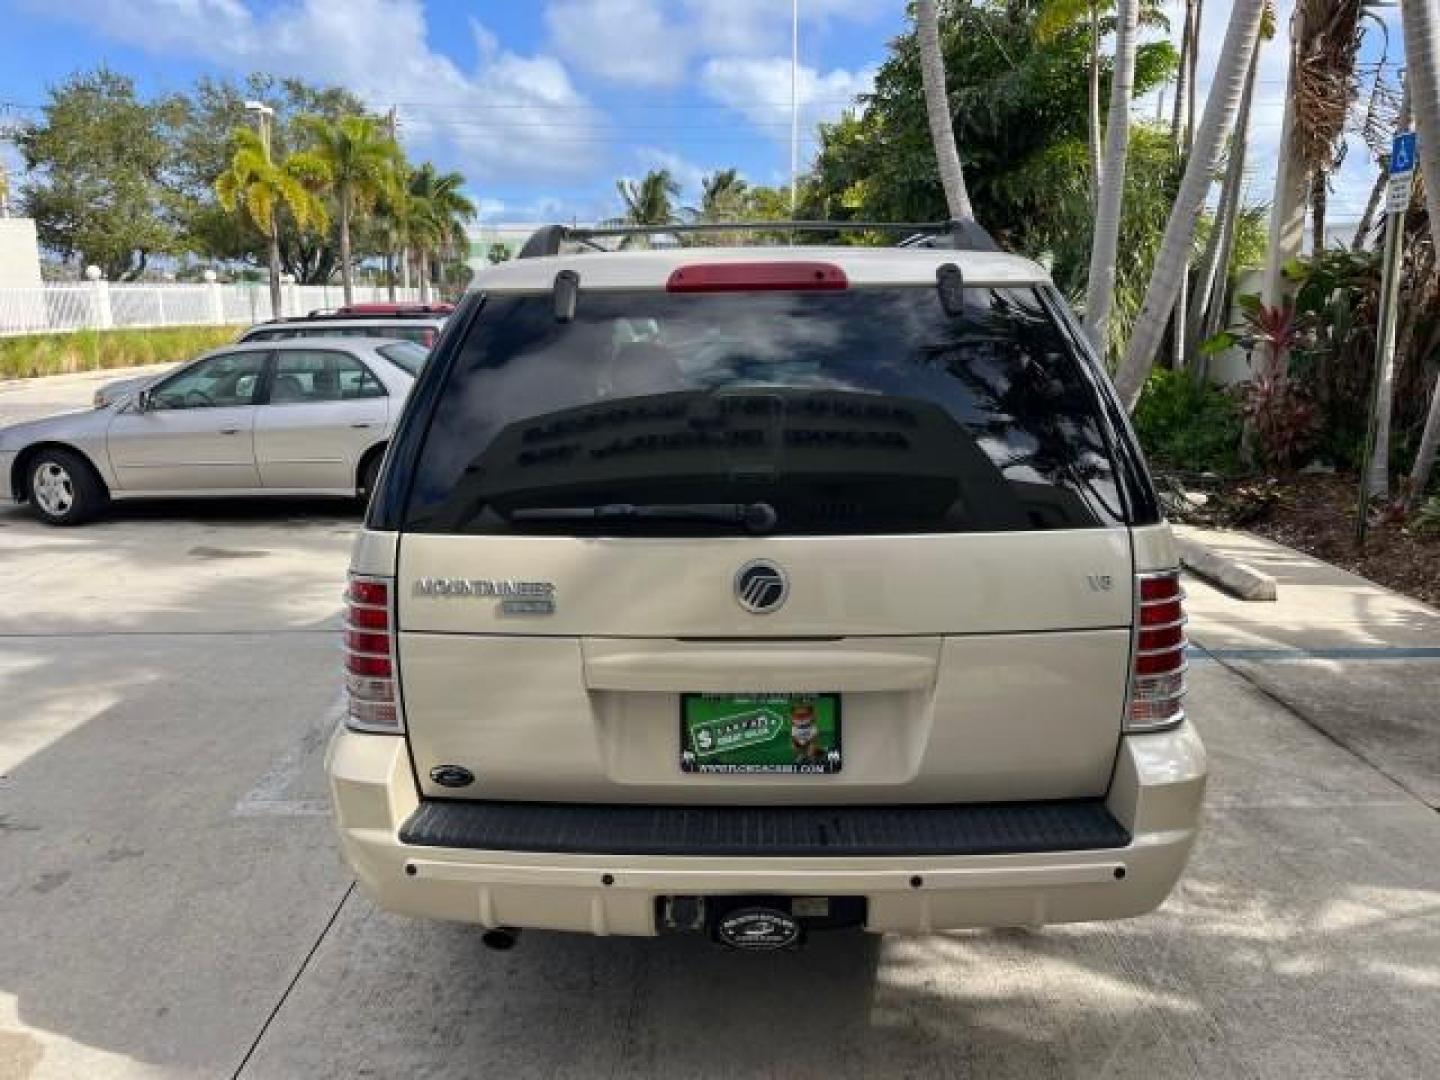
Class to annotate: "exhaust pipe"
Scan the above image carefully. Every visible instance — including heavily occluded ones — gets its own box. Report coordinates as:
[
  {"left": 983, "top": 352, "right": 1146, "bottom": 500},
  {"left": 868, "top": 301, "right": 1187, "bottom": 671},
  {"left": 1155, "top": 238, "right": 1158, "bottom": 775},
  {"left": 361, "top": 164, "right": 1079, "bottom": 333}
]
[{"left": 481, "top": 927, "right": 520, "bottom": 951}]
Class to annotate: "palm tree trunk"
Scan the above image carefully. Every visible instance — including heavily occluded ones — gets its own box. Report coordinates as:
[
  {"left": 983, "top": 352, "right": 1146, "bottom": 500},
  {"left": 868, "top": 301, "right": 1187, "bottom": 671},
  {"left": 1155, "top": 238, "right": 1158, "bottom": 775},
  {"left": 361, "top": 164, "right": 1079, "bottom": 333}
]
[
  {"left": 1369, "top": 295, "right": 1420, "bottom": 498},
  {"left": 1082, "top": 0, "right": 1140, "bottom": 356},
  {"left": 1352, "top": 168, "right": 1389, "bottom": 251},
  {"left": 267, "top": 226, "right": 283, "bottom": 320},
  {"left": 916, "top": 0, "right": 975, "bottom": 221},
  {"left": 400, "top": 245, "right": 411, "bottom": 290},
  {"left": 1169, "top": 0, "right": 1203, "bottom": 370},
  {"left": 417, "top": 248, "right": 430, "bottom": 303},
  {"left": 1410, "top": 375, "right": 1440, "bottom": 509},
  {"left": 1352, "top": 87, "right": 1411, "bottom": 252},
  {"left": 1087, "top": 6, "right": 1103, "bottom": 210},
  {"left": 386, "top": 249, "right": 397, "bottom": 302},
  {"left": 1262, "top": 7, "right": 1309, "bottom": 308},
  {"left": 339, "top": 187, "right": 354, "bottom": 306},
  {"left": 1189, "top": 36, "right": 1262, "bottom": 369},
  {"left": 1401, "top": 0, "right": 1440, "bottom": 508},
  {"left": 1113, "top": 0, "right": 1266, "bottom": 410},
  {"left": 1187, "top": 1, "right": 1204, "bottom": 151},
  {"left": 1310, "top": 169, "right": 1329, "bottom": 253},
  {"left": 1171, "top": 1, "right": 1194, "bottom": 145}
]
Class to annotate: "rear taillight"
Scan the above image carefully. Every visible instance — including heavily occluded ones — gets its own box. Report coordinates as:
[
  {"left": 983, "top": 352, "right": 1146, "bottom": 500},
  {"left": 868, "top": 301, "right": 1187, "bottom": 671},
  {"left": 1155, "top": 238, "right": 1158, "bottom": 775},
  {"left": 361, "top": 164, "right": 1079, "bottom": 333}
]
[
  {"left": 343, "top": 574, "right": 402, "bottom": 733},
  {"left": 1127, "top": 571, "right": 1187, "bottom": 732}
]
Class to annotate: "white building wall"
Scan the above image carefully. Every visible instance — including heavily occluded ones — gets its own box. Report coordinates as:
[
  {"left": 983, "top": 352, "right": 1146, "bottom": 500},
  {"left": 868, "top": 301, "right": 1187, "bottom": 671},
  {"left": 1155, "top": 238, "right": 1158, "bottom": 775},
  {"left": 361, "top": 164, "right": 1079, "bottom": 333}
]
[{"left": 0, "top": 219, "right": 42, "bottom": 288}]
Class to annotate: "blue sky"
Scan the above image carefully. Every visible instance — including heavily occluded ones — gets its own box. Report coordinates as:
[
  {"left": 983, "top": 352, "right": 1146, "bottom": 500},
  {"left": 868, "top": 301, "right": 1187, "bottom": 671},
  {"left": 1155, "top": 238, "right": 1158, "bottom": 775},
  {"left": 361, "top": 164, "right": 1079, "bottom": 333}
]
[
  {"left": 0, "top": 1, "right": 1406, "bottom": 233},
  {"left": 0, "top": 0, "right": 902, "bottom": 224}
]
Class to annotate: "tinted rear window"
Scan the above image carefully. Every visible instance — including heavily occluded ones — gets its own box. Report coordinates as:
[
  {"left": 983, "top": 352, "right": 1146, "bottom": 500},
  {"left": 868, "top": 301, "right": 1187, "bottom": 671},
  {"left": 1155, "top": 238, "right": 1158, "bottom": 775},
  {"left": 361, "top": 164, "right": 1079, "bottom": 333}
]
[{"left": 404, "top": 287, "right": 1124, "bottom": 535}]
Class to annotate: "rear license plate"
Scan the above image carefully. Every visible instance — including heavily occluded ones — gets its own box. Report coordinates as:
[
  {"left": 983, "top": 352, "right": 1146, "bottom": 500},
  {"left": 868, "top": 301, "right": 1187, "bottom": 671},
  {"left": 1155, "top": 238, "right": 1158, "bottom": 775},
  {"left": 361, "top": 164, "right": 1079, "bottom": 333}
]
[{"left": 680, "top": 693, "right": 841, "bottom": 775}]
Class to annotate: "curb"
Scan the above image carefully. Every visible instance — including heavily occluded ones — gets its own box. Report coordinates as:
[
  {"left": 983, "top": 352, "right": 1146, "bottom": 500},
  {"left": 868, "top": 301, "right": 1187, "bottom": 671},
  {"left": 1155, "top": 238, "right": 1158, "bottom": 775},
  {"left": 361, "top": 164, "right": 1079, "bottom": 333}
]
[{"left": 1176, "top": 537, "right": 1278, "bottom": 601}]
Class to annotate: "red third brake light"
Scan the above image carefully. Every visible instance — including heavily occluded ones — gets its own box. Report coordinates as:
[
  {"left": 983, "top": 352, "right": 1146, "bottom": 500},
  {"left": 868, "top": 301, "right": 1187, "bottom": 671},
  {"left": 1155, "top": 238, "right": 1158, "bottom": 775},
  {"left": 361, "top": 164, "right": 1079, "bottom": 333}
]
[
  {"left": 343, "top": 575, "right": 402, "bottom": 732},
  {"left": 1127, "top": 571, "right": 1188, "bottom": 731},
  {"left": 666, "top": 262, "right": 849, "bottom": 293}
]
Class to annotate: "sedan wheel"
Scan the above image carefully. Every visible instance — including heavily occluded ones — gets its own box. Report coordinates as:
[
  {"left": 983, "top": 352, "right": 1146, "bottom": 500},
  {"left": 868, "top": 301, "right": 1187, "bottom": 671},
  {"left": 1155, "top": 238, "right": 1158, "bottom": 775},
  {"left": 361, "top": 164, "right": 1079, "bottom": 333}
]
[
  {"left": 33, "top": 462, "right": 75, "bottom": 517},
  {"left": 27, "top": 449, "right": 107, "bottom": 525}
]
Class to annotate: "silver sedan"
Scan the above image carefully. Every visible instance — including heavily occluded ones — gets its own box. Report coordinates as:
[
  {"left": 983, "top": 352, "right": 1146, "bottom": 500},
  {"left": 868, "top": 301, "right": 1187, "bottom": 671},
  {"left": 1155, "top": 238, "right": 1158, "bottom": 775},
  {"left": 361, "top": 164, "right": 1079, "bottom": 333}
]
[{"left": 0, "top": 338, "right": 426, "bottom": 524}]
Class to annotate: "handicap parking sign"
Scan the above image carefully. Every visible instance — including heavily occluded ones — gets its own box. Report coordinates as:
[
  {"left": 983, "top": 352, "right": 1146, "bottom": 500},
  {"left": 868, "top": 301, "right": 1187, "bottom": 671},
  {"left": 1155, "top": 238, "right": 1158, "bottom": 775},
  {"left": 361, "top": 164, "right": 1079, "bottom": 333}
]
[{"left": 1391, "top": 132, "right": 1416, "bottom": 175}]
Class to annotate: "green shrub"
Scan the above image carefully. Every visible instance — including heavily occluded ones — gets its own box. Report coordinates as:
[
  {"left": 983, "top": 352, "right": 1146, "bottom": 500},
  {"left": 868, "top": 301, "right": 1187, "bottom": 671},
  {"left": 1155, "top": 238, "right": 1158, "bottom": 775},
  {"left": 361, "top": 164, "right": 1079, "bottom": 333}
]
[
  {"left": 0, "top": 325, "right": 243, "bottom": 380},
  {"left": 1414, "top": 495, "right": 1440, "bottom": 537},
  {"left": 1133, "top": 369, "right": 1244, "bottom": 475}
]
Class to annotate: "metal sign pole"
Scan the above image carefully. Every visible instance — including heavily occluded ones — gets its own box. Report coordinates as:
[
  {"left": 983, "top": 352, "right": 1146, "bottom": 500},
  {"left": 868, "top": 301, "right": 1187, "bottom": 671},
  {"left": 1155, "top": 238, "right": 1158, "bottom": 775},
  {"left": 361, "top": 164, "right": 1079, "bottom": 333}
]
[{"left": 1355, "top": 131, "right": 1416, "bottom": 547}]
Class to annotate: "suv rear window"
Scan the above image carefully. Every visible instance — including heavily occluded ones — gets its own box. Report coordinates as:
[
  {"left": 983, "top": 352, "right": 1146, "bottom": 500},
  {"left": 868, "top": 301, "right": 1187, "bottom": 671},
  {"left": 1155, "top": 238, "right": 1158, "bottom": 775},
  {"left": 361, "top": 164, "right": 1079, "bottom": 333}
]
[{"left": 403, "top": 287, "right": 1126, "bottom": 535}]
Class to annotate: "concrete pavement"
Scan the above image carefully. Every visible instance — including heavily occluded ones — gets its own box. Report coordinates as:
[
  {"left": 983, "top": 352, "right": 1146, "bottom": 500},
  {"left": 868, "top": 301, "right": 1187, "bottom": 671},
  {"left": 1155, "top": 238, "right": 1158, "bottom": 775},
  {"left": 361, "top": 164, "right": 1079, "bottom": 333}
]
[
  {"left": 1178, "top": 525, "right": 1440, "bottom": 807},
  {"left": 0, "top": 374, "right": 1436, "bottom": 1077}
]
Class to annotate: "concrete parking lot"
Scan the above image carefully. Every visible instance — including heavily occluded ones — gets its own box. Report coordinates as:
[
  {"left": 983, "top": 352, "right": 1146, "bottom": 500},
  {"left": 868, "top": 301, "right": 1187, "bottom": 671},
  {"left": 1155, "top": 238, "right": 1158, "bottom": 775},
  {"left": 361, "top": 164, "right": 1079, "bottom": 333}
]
[{"left": 2, "top": 372, "right": 1438, "bottom": 1079}]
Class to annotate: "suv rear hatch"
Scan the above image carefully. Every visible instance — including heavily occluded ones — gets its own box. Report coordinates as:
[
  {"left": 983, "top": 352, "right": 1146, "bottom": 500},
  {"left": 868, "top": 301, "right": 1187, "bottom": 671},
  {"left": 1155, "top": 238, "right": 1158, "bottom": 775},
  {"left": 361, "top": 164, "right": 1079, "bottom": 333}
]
[{"left": 388, "top": 273, "right": 1140, "bottom": 805}]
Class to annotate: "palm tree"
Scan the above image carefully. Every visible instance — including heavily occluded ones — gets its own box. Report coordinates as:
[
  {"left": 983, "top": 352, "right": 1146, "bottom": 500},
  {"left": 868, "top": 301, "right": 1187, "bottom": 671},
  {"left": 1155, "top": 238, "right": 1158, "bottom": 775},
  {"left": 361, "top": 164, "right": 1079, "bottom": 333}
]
[
  {"left": 406, "top": 163, "right": 475, "bottom": 301},
  {"left": 214, "top": 127, "right": 329, "bottom": 319},
  {"left": 1298, "top": 2, "right": 1372, "bottom": 253},
  {"left": 617, "top": 169, "right": 682, "bottom": 229},
  {"left": 916, "top": 0, "right": 975, "bottom": 221},
  {"left": 1081, "top": 0, "right": 1140, "bottom": 355},
  {"left": 1189, "top": 1, "right": 1276, "bottom": 364},
  {"left": 1113, "top": 0, "right": 1267, "bottom": 409},
  {"left": 1038, "top": 1, "right": 1167, "bottom": 211},
  {"left": 373, "top": 172, "right": 411, "bottom": 303},
  {"left": 1353, "top": 87, "right": 1411, "bottom": 251},
  {"left": 297, "top": 115, "right": 403, "bottom": 305},
  {"left": 700, "top": 169, "right": 749, "bottom": 219},
  {"left": 1402, "top": 0, "right": 1440, "bottom": 509}
]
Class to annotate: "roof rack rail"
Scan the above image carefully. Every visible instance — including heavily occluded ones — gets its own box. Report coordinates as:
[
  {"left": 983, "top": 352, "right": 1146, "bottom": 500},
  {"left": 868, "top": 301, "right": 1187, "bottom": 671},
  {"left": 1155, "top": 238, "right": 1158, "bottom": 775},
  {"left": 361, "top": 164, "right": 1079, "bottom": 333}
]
[
  {"left": 254, "top": 307, "right": 453, "bottom": 325},
  {"left": 516, "top": 219, "right": 1000, "bottom": 259}
]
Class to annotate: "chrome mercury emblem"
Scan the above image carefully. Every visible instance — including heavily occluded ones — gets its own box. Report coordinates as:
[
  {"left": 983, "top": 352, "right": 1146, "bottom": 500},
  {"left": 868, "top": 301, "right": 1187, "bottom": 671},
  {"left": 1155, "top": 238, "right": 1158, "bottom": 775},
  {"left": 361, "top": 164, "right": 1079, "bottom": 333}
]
[{"left": 734, "top": 561, "right": 788, "bottom": 614}]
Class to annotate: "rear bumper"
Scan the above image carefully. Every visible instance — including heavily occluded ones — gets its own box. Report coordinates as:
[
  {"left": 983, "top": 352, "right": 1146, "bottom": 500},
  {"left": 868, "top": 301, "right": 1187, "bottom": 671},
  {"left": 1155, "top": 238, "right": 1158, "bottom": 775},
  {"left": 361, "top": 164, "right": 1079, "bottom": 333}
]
[{"left": 326, "top": 723, "right": 1206, "bottom": 935}]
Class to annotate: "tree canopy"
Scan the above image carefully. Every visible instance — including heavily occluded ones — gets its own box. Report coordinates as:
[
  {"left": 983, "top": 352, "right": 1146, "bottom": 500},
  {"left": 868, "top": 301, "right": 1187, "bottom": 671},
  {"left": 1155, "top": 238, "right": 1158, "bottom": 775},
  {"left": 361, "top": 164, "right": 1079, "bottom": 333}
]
[
  {"left": 16, "top": 67, "right": 470, "bottom": 287},
  {"left": 18, "top": 68, "right": 176, "bottom": 280},
  {"left": 807, "top": 0, "right": 1177, "bottom": 272}
]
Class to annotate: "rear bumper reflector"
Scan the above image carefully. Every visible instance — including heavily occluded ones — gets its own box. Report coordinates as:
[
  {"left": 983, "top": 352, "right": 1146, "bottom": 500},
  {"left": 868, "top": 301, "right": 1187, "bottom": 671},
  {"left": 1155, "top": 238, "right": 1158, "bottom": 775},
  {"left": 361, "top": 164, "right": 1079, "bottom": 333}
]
[{"left": 398, "top": 798, "right": 1130, "bottom": 858}]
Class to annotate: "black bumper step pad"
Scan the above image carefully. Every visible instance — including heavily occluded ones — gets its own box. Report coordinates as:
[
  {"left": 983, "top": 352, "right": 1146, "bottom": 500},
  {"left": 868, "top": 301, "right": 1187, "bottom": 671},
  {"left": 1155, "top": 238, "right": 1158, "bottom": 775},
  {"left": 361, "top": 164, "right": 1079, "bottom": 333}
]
[{"left": 399, "top": 798, "right": 1129, "bottom": 858}]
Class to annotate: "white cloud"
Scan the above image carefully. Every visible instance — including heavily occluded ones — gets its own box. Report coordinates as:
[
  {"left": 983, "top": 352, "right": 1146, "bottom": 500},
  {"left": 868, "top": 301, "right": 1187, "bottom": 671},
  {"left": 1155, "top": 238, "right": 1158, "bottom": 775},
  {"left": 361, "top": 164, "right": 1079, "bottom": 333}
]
[
  {"left": 701, "top": 57, "right": 875, "bottom": 134},
  {"left": 685, "top": 0, "right": 892, "bottom": 55},
  {"left": 547, "top": 0, "right": 892, "bottom": 86},
  {"left": 545, "top": 0, "right": 688, "bottom": 86},
  {"left": 39, "top": 0, "right": 604, "bottom": 182}
]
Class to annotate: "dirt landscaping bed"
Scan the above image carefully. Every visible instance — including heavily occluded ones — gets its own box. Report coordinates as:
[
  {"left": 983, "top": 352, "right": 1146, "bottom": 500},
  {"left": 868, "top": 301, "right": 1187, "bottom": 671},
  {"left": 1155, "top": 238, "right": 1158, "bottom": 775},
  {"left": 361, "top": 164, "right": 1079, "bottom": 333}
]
[{"left": 1233, "top": 473, "right": 1440, "bottom": 608}]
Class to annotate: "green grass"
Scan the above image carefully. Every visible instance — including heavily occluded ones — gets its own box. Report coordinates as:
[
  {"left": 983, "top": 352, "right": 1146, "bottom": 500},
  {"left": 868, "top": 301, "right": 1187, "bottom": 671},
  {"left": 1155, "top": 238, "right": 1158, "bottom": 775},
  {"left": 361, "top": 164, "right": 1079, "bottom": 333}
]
[{"left": 0, "top": 325, "right": 244, "bottom": 380}]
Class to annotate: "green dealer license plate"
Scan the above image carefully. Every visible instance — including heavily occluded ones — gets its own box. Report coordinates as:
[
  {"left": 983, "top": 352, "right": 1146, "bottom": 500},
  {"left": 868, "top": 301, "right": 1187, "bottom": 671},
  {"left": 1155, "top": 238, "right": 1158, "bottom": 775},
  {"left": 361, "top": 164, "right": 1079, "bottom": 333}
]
[{"left": 680, "top": 694, "right": 841, "bottom": 775}]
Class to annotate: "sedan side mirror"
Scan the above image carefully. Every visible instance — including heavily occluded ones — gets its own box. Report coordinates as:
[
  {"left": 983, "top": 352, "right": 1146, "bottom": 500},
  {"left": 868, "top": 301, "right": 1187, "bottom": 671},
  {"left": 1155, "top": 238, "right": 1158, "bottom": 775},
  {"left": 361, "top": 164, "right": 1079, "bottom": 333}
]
[{"left": 135, "top": 388, "right": 152, "bottom": 413}]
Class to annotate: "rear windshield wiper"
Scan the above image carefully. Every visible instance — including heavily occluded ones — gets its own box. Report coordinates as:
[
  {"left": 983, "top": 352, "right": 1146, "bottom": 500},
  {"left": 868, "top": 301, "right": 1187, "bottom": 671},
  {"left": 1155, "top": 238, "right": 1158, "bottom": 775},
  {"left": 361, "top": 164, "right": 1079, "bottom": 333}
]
[{"left": 507, "top": 501, "right": 778, "bottom": 534}]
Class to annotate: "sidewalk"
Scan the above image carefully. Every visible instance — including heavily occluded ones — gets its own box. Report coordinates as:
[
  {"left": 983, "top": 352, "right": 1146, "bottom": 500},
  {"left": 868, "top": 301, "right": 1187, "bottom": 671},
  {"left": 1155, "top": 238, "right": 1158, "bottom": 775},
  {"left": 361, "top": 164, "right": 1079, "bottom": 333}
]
[{"left": 1179, "top": 525, "right": 1440, "bottom": 807}]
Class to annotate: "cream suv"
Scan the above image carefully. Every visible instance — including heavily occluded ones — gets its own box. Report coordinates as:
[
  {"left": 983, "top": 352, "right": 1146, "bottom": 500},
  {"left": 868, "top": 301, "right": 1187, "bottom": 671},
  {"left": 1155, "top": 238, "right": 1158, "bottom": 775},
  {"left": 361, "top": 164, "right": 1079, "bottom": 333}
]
[{"left": 326, "top": 223, "right": 1205, "bottom": 951}]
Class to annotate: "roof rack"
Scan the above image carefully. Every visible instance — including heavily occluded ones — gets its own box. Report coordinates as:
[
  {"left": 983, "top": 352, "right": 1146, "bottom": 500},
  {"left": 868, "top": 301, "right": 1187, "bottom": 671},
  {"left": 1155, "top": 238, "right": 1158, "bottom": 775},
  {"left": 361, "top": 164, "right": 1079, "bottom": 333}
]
[
  {"left": 254, "top": 307, "right": 453, "bottom": 325},
  {"left": 515, "top": 219, "right": 1000, "bottom": 259}
]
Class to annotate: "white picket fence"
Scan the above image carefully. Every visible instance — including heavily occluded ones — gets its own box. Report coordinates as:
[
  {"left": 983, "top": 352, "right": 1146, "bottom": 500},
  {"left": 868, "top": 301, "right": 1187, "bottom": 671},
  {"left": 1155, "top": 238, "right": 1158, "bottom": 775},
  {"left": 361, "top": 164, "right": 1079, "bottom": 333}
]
[{"left": 0, "top": 282, "right": 424, "bottom": 337}]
